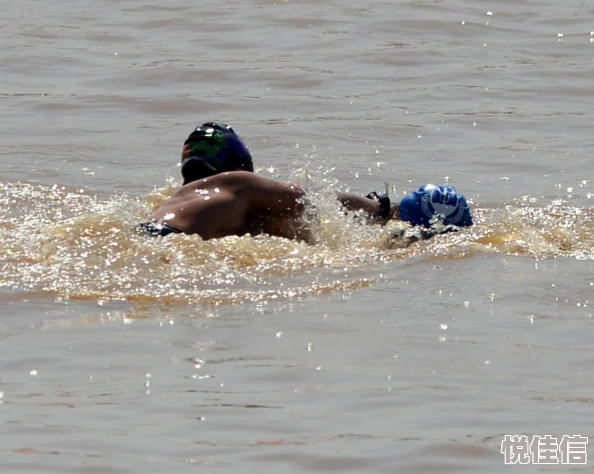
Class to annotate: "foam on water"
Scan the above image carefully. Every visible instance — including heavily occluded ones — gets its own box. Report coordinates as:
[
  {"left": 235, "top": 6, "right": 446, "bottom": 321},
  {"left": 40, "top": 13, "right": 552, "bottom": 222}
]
[{"left": 1, "top": 175, "right": 592, "bottom": 306}]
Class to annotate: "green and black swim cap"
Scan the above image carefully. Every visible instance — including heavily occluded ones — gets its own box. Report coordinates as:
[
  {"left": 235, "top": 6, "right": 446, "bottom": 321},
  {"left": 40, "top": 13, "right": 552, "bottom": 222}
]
[{"left": 181, "top": 122, "right": 253, "bottom": 185}]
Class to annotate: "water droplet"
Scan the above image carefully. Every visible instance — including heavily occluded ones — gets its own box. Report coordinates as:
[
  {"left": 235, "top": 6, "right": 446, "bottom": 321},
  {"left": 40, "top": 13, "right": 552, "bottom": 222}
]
[
  {"left": 487, "top": 11, "right": 493, "bottom": 16},
  {"left": 440, "top": 324, "right": 448, "bottom": 331},
  {"left": 163, "top": 213, "right": 175, "bottom": 220},
  {"left": 30, "top": 370, "right": 38, "bottom": 376},
  {"left": 307, "top": 343, "right": 312, "bottom": 352},
  {"left": 276, "top": 332, "right": 283, "bottom": 338}
]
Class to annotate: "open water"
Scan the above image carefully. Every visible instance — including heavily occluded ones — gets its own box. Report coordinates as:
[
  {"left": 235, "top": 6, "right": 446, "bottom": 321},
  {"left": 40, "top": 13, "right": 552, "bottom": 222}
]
[{"left": 1, "top": 0, "right": 593, "bottom": 472}]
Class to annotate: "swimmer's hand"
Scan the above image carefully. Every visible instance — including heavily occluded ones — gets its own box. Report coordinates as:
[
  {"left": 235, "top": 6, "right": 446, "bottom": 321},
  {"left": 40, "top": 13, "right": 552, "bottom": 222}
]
[{"left": 366, "top": 191, "right": 391, "bottom": 221}]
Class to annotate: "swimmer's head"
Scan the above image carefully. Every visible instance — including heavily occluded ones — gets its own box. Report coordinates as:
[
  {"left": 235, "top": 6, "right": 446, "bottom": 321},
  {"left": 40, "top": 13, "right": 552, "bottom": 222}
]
[
  {"left": 181, "top": 122, "right": 253, "bottom": 185},
  {"left": 399, "top": 184, "right": 473, "bottom": 228}
]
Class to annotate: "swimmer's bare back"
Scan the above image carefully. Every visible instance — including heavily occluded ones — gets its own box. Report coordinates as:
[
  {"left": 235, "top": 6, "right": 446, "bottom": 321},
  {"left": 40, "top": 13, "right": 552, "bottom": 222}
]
[{"left": 148, "top": 171, "right": 306, "bottom": 240}]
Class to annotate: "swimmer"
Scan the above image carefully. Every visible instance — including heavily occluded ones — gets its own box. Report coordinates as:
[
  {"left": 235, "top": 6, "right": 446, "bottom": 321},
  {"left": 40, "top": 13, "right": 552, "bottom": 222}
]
[{"left": 140, "top": 122, "right": 473, "bottom": 242}]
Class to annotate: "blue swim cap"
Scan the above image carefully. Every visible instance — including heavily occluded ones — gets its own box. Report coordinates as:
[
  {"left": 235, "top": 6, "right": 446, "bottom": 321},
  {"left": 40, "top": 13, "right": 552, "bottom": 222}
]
[
  {"left": 181, "top": 122, "right": 253, "bottom": 184},
  {"left": 399, "top": 184, "right": 473, "bottom": 227}
]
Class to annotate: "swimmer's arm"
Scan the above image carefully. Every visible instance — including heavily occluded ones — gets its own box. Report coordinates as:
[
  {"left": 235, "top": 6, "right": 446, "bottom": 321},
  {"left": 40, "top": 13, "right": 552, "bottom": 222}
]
[
  {"left": 336, "top": 192, "right": 400, "bottom": 222},
  {"left": 240, "top": 173, "right": 400, "bottom": 221}
]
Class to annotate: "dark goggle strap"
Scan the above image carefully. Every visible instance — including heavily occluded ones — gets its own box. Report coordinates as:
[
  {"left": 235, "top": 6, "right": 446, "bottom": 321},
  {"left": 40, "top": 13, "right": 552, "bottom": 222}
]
[{"left": 181, "top": 156, "right": 221, "bottom": 184}]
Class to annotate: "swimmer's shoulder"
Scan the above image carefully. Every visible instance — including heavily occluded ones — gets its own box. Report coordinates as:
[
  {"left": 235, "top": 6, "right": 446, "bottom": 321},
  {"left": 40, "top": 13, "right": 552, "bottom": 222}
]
[
  {"left": 177, "top": 172, "right": 293, "bottom": 202},
  {"left": 183, "top": 171, "right": 261, "bottom": 191}
]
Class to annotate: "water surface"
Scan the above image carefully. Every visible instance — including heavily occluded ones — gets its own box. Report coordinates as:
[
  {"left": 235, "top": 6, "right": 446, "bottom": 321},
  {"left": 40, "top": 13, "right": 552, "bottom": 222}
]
[{"left": 1, "top": 0, "right": 593, "bottom": 472}]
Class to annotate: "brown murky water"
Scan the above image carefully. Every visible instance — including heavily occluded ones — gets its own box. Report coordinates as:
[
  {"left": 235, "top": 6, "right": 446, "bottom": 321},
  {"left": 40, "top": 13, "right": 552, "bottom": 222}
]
[{"left": 1, "top": 0, "right": 593, "bottom": 472}]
